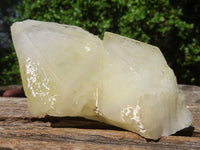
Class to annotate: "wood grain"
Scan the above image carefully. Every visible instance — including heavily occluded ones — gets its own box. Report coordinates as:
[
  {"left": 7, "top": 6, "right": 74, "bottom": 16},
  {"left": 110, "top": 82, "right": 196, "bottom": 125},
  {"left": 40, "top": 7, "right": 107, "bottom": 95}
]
[{"left": 0, "top": 94, "right": 200, "bottom": 149}]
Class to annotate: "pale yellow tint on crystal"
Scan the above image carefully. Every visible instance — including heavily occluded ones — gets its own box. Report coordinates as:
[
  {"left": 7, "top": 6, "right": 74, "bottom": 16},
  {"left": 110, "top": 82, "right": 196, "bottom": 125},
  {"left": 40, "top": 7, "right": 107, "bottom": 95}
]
[{"left": 11, "top": 20, "right": 192, "bottom": 140}]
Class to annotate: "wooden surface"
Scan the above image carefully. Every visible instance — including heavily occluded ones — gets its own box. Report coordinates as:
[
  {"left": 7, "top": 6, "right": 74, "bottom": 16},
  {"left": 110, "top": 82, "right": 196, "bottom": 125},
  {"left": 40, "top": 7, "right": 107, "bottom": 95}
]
[{"left": 0, "top": 85, "right": 200, "bottom": 149}]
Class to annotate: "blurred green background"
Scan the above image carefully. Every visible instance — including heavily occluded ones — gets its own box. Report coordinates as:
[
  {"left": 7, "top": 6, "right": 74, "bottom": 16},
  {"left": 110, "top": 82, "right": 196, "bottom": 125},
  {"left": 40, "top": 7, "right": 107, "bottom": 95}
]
[{"left": 0, "top": 0, "right": 200, "bottom": 85}]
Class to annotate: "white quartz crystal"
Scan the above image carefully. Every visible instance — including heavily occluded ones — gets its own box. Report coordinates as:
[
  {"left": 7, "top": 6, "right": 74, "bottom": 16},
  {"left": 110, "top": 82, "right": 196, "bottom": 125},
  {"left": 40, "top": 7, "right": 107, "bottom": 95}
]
[{"left": 11, "top": 20, "right": 192, "bottom": 140}]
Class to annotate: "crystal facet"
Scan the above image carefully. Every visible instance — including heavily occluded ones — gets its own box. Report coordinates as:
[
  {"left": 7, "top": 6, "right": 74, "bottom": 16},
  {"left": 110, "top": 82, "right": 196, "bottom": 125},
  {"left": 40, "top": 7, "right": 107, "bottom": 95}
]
[{"left": 11, "top": 20, "right": 192, "bottom": 140}]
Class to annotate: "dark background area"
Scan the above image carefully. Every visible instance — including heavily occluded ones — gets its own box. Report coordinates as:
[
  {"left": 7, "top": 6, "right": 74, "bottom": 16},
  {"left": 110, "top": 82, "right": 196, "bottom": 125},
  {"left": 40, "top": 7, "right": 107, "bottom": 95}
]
[
  {"left": 0, "top": 0, "right": 20, "bottom": 85},
  {"left": 0, "top": 0, "right": 200, "bottom": 86}
]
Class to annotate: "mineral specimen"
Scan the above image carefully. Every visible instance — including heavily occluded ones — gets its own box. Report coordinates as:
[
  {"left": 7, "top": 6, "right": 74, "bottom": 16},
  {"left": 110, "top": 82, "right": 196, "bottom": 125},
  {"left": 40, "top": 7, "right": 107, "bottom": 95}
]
[{"left": 11, "top": 20, "right": 192, "bottom": 139}]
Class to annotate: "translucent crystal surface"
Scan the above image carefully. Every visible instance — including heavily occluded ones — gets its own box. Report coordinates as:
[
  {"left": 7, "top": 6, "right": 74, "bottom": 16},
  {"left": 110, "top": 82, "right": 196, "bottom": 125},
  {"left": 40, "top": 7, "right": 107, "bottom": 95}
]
[{"left": 11, "top": 20, "right": 192, "bottom": 139}]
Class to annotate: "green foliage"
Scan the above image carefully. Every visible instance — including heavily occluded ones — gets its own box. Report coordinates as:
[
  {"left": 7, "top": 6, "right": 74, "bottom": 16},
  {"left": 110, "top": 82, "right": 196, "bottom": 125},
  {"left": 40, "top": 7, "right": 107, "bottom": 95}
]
[
  {"left": 0, "top": 49, "right": 21, "bottom": 85},
  {"left": 0, "top": 0, "right": 21, "bottom": 85},
  {"left": 4, "top": 0, "right": 200, "bottom": 85}
]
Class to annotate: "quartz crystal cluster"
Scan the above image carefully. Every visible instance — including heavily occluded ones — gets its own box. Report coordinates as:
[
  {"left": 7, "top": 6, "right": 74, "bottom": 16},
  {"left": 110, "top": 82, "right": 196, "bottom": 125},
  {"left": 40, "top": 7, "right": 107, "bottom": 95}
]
[{"left": 11, "top": 20, "right": 192, "bottom": 140}]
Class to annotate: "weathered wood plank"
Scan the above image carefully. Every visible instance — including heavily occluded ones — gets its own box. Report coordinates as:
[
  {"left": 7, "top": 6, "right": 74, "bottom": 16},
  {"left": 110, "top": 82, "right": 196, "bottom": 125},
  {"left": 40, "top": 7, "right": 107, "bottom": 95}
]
[
  {"left": 0, "top": 128, "right": 200, "bottom": 150},
  {"left": 179, "top": 84, "right": 200, "bottom": 103},
  {"left": 0, "top": 84, "right": 200, "bottom": 150},
  {"left": 0, "top": 98, "right": 33, "bottom": 118},
  {"left": 0, "top": 139, "right": 143, "bottom": 150}
]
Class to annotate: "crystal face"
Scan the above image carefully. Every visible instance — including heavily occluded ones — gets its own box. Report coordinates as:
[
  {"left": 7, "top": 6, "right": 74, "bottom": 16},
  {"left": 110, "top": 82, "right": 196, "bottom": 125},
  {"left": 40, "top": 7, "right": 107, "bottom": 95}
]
[{"left": 11, "top": 20, "right": 192, "bottom": 140}]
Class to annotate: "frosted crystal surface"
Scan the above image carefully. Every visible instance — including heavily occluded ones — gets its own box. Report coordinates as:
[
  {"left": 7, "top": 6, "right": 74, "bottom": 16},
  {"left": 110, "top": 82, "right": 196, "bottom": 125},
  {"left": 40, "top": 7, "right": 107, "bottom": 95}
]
[{"left": 11, "top": 20, "right": 192, "bottom": 139}]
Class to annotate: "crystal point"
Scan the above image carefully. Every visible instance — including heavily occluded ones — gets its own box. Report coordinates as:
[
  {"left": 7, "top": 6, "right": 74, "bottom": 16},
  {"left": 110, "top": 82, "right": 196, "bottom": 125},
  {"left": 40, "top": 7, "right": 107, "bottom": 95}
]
[{"left": 11, "top": 20, "right": 192, "bottom": 139}]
